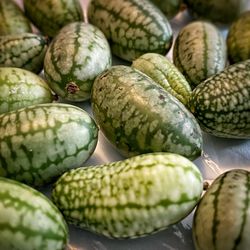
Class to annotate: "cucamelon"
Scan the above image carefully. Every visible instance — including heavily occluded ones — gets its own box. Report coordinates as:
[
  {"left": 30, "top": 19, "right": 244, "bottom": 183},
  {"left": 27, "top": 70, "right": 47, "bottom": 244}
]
[
  {"left": 0, "top": 103, "right": 98, "bottom": 186},
  {"left": 52, "top": 152, "right": 203, "bottom": 239}
]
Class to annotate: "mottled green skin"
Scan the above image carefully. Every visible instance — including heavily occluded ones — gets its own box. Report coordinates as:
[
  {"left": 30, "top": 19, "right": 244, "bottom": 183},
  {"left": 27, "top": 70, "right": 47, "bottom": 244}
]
[
  {"left": 0, "top": 0, "right": 32, "bottom": 35},
  {"left": 91, "top": 65, "right": 202, "bottom": 160},
  {"left": 52, "top": 152, "right": 203, "bottom": 239},
  {"left": 88, "top": 0, "right": 173, "bottom": 61},
  {"left": 44, "top": 22, "right": 112, "bottom": 102},
  {"left": 0, "top": 103, "right": 98, "bottom": 186},
  {"left": 173, "top": 21, "right": 227, "bottom": 88},
  {"left": 193, "top": 169, "right": 250, "bottom": 250},
  {"left": 184, "top": 0, "right": 249, "bottom": 24},
  {"left": 189, "top": 60, "right": 250, "bottom": 139},
  {"left": 132, "top": 53, "right": 192, "bottom": 106},
  {"left": 0, "top": 67, "right": 53, "bottom": 114},
  {"left": 227, "top": 11, "right": 250, "bottom": 64},
  {"left": 0, "top": 33, "right": 48, "bottom": 74},
  {"left": 151, "top": 0, "right": 182, "bottom": 19},
  {"left": 23, "top": 0, "right": 83, "bottom": 37},
  {"left": 0, "top": 177, "right": 68, "bottom": 250}
]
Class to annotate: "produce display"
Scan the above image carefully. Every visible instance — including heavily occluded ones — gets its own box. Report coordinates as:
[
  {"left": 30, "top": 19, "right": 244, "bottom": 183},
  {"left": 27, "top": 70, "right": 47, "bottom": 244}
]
[{"left": 0, "top": 0, "right": 250, "bottom": 249}]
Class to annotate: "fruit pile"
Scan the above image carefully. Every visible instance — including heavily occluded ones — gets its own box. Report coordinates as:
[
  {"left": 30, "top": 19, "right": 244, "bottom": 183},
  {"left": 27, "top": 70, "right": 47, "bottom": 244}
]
[{"left": 0, "top": 0, "right": 249, "bottom": 249}]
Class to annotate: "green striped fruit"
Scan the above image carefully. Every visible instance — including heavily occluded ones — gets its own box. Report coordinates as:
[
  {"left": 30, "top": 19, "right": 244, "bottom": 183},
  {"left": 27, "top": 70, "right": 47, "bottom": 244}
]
[
  {"left": 23, "top": 0, "right": 83, "bottom": 37},
  {"left": 173, "top": 21, "right": 227, "bottom": 88},
  {"left": 88, "top": 0, "right": 173, "bottom": 62},
  {"left": 132, "top": 53, "right": 192, "bottom": 106},
  {"left": 0, "top": 103, "right": 98, "bottom": 186},
  {"left": 44, "top": 22, "right": 112, "bottom": 102},
  {"left": 0, "top": 67, "right": 53, "bottom": 114},
  {"left": 52, "top": 152, "right": 203, "bottom": 239},
  {"left": 0, "top": 0, "right": 32, "bottom": 35},
  {"left": 0, "top": 33, "right": 48, "bottom": 74},
  {"left": 151, "top": 0, "right": 182, "bottom": 19},
  {"left": 193, "top": 169, "right": 250, "bottom": 250},
  {"left": 227, "top": 11, "right": 250, "bottom": 64},
  {"left": 189, "top": 60, "right": 250, "bottom": 139},
  {"left": 184, "top": 0, "right": 249, "bottom": 24},
  {"left": 91, "top": 65, "right": 202, "bottom": 160},
  {"left": 0, "top": 177, "right": 68, "bottom": 250}
]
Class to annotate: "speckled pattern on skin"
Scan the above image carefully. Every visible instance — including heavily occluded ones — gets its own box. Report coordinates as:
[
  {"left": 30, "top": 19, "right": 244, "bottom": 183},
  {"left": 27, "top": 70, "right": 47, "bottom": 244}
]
[
  {"left": 193, "top": 169, "right": 250, "bottom": 250},
  {"left": 88, "top": 0, "right": 173, "bottom": 61},
  {"left": 0, "top": 103, "right": 98, "bottom": 186},
  {"left": 0, "top": 178, "right": 68, "bottom": 250},
  {"left": 173, "top": 21, "right": 227, "bottom": 89},
  {"left": 91, "top": 65, "right": 202, "bottom": 160},
  {"left": 44, "top": 22, "right": 112, "bottom": 102},
  {"left": 0, "top": 33, "right": 48, "bottom": 73},
  {"left": 189, "top": 60, "right": 250, "bottom": 138},
  {"left": 52, "top": 153, "right": 203, "bottom": 239}
]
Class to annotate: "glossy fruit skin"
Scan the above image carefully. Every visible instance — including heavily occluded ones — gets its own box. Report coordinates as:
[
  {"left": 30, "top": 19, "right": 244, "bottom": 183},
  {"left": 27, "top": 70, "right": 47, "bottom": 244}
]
[
  {"left": 23, "top": 0, "right": 83, "bottom": 37},
  {"left": 0, "top": 177, "right": 68, "bottom": 250},
  {"left": 132, "top": 52, "right": 192, "bottom": 106},
  {"left": 91, "top": 65, "right": 203, "bottom": 160},
  {"left": 189, "top": 60, "right": 250, "bottom": 139},
  {"left": 44, "top": 22, "right": 112, "bottom": 102},
  {"left": 0, "top": 103, "right": 98, "bottom": 186},
  {"left": 173, "top": 21, "right": 227, "bottom": 88},
  {"left": 227, "top": 11, "right": 250, "bottom": 64},
  {"left": 88, "top": 0, "right": 173, "bottom": 61},
  {"left": 184, "top": 0, "right": 249, "bottom": 24},
  {"left": 0, "top": 33, "right": 48, "bottom": 74},
  {"left": 0, "top": 67, "right": 53, "bottom": 114},
  {"left": 52, "top": 152, "right": 203, "bottom": 239},
  {"left": 193, "top": 169, "right": 250, "bottom": 250},
  {"left": 0, "top": 0, "right": 32, "bottom": 35}
]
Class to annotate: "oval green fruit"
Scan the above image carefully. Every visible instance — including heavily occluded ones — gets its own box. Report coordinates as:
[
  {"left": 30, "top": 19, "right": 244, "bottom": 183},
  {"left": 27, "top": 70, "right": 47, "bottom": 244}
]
[
  {"left": 88, "top": 0, "right": 173, "bottom": 61},
  {"left": 0, "top": 0, "right": 32, "bottom": 35},
  {"left": 0, "top": 177, "right": 68, "bottom": 250},
  {"left": 44, "top": 22, "right": 112, "bottom": 102},
  {"left": 173, "top": 21, "right": 227, "bottom": 88},
  {"left": 227, "top": 11, "right": 250, "bottom": 64},
  {"left": 91, "top": 65, "right": 203, "bottom": 160},
  {"left": 184, "top": 0, "right": 249, "bottom": 24},
  {"left": 189, "top": 60, "right": 250, "bottom": 139},
  {"left": 132, "top": 53, "right": 192, "bottom": 106},
  {"left": 0, "top": 103, "right": 98, "bottom": 186},
  {"left": 0, "top": 67, "right": 53, "bottom": 114},
  {"left": 23, "top": 0, "right": 83, "bottom": 37},
  {"left": 52, "top": 152, "right": 203, "bottom": 239},
  {"left": 193, "top": 169, "right": 250, "bottom": 250},
  {"left": 0, "top": 33, "right": 48, "bottom": 74}
]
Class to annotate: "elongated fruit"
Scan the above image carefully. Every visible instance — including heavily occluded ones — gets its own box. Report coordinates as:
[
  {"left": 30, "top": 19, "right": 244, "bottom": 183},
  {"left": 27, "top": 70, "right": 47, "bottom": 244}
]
[
  {"left": 0, "top": 33, "right": 48, "bottom": 73},
  {"left": 0, "top": 67, "right": 53, "bottom": 114},
  {"left": 173, "top": 21, "right": 227, "bottom": 88},
  {"left": 184, "top": 0, "right": 249, "bottom": 24},
  {"left": 88, "top": 0, "right": 173, "bottom": 61},
  {"left": 0, "top": 177, "right": 68, "bottom": 250},
  {"left": 23, "top": 0, "right": 83, "bottom": 37},
  {"left": 44, "top": 22, "right": 112, "bottom": 102},
  {"left": 189, "top": 60, "right": 250, "bottom": 138},
  {"left": 0, "top": 0, "right": 32, "bottom": 35},
  {"left": 193, "top": 169, "right": 250, "bottom": 250},
  {"left": 91, "top": 65, "right": 202, "bottom": 160},
  {"left": 52, "top": 152, "right": 203, "bottom": 239},
  {"left": 0, "top": 103, "right": 98, "bottom": 186},
  {"left": 227, "top": 11, "right": 250, "bottom": 64},
  {"left": 132, "top": 53, "right": 192, "bottom": 106}
]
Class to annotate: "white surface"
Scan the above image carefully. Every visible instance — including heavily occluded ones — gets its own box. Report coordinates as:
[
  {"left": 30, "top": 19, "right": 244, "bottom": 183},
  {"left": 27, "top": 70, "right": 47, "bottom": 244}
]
[{"left": 16, "top": 0, "right": 250, "bottom": 249}]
